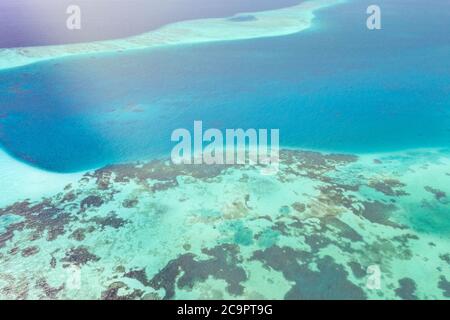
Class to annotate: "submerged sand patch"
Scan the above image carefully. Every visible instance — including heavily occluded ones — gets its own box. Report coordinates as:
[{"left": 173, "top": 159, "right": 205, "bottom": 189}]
[{"left": 0, "top": 149, "right": 84, "bottom": 207}]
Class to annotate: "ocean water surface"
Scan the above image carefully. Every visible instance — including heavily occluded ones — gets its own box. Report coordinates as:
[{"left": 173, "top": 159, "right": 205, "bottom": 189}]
[
  {"left": 0, "top": 0, "right": 449, "bottom": 172},
  {"left": 0, "top": 0, "right": 450, "bottom": 301}
]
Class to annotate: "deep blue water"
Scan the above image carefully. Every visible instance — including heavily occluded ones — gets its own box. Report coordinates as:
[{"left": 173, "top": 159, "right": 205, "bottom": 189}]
[{"left": 0, "top": 0, "right": 449, "bottom": 172}]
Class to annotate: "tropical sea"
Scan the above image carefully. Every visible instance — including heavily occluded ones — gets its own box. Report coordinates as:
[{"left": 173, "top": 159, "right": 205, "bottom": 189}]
[
  {"left": 0, "top": 0, "right": 450, "bottom": 172},
  {"left": 0, "top": 0, "right": 449, "bottom": 300}
]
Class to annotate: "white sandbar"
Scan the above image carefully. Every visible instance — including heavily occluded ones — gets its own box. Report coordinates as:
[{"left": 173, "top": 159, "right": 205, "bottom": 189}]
[{"left": 0, "top": 0, "right": 344, "bottom": 71}]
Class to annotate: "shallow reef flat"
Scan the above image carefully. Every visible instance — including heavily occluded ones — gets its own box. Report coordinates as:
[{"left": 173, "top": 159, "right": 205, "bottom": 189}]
[
  {"left": 0, "top": 150, "right": 84, "bottom": 207},
  {"left": 0, "top": 148, "right": 449, "bottom": 300},
  {"left": 0, "top": 0, "right": 344, "bottom": 71}
]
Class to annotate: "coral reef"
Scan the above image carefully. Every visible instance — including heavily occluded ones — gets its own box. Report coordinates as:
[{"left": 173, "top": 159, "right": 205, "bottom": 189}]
[{"left": 0, "top": 149, "right": 449, "bottom": 299}]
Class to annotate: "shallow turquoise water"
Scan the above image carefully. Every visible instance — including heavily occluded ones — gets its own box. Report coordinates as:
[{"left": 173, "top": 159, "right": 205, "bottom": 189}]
[{"left": 0, "top": 0, "right": 449, "bottom": 172}]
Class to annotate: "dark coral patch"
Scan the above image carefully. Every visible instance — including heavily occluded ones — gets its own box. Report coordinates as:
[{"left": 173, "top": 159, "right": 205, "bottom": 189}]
[
  {"left": 252, "top": 246, "right": 366, "bottom": 300},
  {"left": 287, "top": 216, "right": 359, "bottom": 255},
  {"left": 80, "top": 195, "right": 104, "bottom": 211},
  {"left": 438, "top": 276, "right": 450, "bottom": 297},
  {"left": 395, "top": 278, "right": 418, "bottom": 300},
  {"left": 21, "top": 246, "right": 40, "bottom": 257},
  {"left": 392, "top": 234, "right": 419, "bottom": 246},
  {"left": 317, "top": 184, "right": 357, "bottom": 212},
  {"left": 62, "top": 247, "right": 100, "bottom": 266},
  {"left": 0, "top": 229, "right": 15, "bottom": 249},
  {"left": 304, "top": 234, "right": 332, "bottom": 252},
  {"left": 35, "top": 278, "right": 64, "bottom": 299},
  {"left": 281, "top": 151, "right": 357, "bottom": 169},
  {"left": 61, "top": 191, "right": 77, "bottom": 203},
  {"left": 90, "top": 159, "right": 229, "bottom": 194},
  {"left": 347, "top": 261, "right": 366, "bottom": 279},
  {"left": 424, "top": 186, "right": 447, "bottom": 202},
  {"left": 440, "top": 254, "right": 450, "bottom": 266},
  {"left": 279, "top": 151, "right": 358, "bottom": 183},
  {"left": 50, "top": 257, "right": 57, "bottom": 269},
  {"left": 271, "top": 221, "right": 291, "bottom": 236},
  {"left": 285, "top": 256, "right": 366, "bottom": 300},
  {"left": 122, "top": 198, "right": 139, "bottom": 208},
  {"left": 124, "top": 268, "right": 151, "bottom": 287},
  {"left": 87, "top": 169, "right": 113, "bottom": 190},
  {"left": 8, "top": 247, "right": 19, "bottom": 255},
  {"left": 70, "top": 228, "right": 87, "bottom": 241},
  {"left": 0, "top": 199, "right": 71, "bottom": 246},
  {"left": 358, "top": 201, "right": 403, "bottom": 228},
  {"left": 324, "top": 217, "right": 363, "bottom": 242},
  {"left": 148, "top": 244, "right": 247, "bottom": 299},
  {"left": 101, "top": 281, "right": 144, "bottom": 300},
  {"left": 368, "top": 179, "right": 409, "bottom": 197},
  {"left": 291, "top": 202, "right": 306, "bottom": 213},
  {"left": 89, "top": 212, "right": 128, "bottom": 230}
]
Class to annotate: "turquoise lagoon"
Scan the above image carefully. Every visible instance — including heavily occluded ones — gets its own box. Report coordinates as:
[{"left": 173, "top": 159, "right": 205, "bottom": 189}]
[
  {"left": 0, "top": 0, "right": 449, "bottom": 172},
  {"left": 0, "top": 0, "right": 449, "bottom": 299}
]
